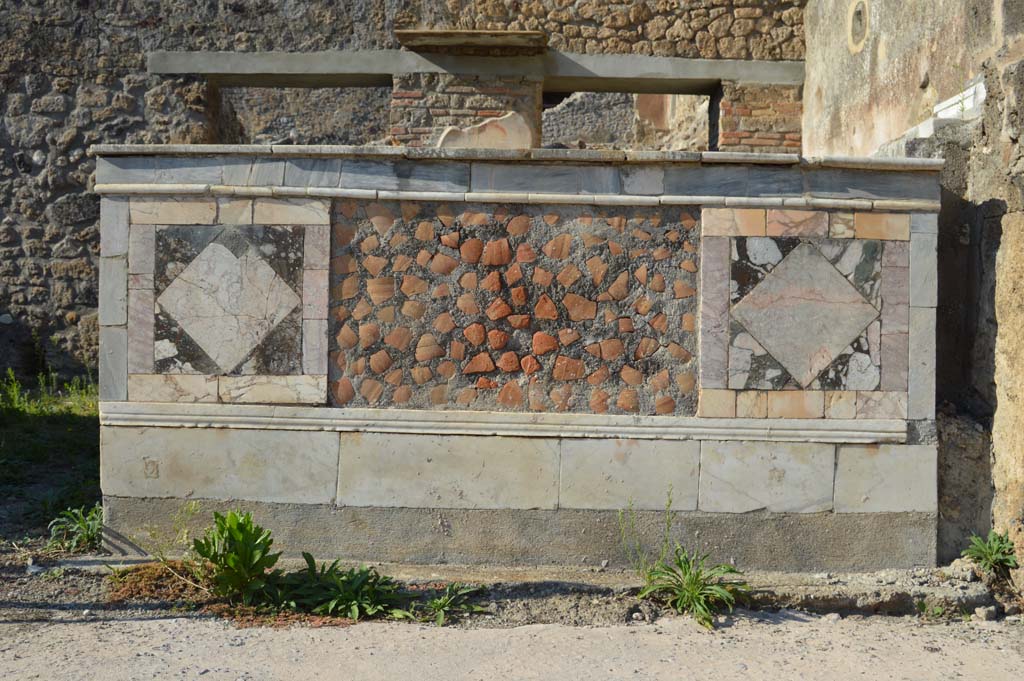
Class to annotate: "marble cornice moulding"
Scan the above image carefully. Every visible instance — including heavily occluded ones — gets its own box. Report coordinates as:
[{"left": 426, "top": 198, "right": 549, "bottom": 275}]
[
  {"left": 88, "top": 144, "right": 945, "bottom": 172},
  {"left": 99, "top": 402, "right": 907, "bottom": 443},
  {"left": 92, "top": 185, "right": 941, "bottom": 213},
  {"left": 90, "top": 149, "right": 943, "bottom": 212}
]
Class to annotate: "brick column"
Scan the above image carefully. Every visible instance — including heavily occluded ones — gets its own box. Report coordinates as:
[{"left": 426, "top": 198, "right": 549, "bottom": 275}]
[
  {"left": 714, "top": 81, "right": 802, "bottom": 154},
  {"left": 389, "top": 72, "right": 542, "bottom": 148}
]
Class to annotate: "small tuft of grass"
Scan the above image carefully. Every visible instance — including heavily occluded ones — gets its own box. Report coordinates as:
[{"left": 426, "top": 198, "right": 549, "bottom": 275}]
[
  {"left": 47, "top": 503, "right": 103, "bottom": 552},
  {"left": 638, "top": 545, "right": 749, "bottom": 629},
  {"left": 394, "top": 582, "right": 488, "bottom": 626}
]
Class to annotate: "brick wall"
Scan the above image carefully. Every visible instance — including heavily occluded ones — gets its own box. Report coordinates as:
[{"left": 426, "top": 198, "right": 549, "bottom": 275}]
[
  {"left": 389, "top": 73, "right": 542, "bottom": 147},
  {"left": 716, "top": 82, "right": 802, "bottom": 154}
]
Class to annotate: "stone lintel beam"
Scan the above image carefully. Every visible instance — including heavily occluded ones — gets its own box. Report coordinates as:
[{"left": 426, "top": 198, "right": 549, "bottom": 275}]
[{"left": 148, "top": 49, "right": 804, "bottom": 93}]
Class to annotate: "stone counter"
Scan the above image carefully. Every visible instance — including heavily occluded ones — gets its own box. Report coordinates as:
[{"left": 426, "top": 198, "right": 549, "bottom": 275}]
[{"left": 95, "top": 148, "right": 940, "bottom": 570}]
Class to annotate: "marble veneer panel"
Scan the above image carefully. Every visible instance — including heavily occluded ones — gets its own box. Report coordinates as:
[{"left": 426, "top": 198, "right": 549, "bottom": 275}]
[
  {"left": 699, "top": 208, "right": 918, "bottom": 420},
  {"left": 120, "top": 197, "right": 331, "bottom": 405}
]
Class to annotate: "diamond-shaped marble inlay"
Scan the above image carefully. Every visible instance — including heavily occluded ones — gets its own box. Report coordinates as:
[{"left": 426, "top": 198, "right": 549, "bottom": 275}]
[
  {"left": 731, "top": 242, "right": 879, "bottom": 388},
  {"left": 157, "top": 242, "right": 300, "bottom": 373}
]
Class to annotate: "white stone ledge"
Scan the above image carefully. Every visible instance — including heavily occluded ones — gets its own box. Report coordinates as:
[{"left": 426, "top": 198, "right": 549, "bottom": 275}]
[
  {"left": 89, "top": 145, "right": 944, "bottom": 171},
  {"left": 99, "top": 402, "right": 907, "bottom": 443},
  {"left": 92, "top": 184, "right": 941, "bottom": 212},
  {"left": 96, "top": 183, "right": 210, "bottom": 194},
  {"left": 803, "top": 156, "right": 945, "bottom": 172},
  {"left": 702, "top": 151, "right": 799, "bottom": 165}
]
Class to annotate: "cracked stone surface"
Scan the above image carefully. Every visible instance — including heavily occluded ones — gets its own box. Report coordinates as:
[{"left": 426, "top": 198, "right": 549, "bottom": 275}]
[
  {"left": 157, "top": 241, "right": 300, "bottom": 374},
  {"left": 731, "top": 242, "right": 879, "bottom": 388}
]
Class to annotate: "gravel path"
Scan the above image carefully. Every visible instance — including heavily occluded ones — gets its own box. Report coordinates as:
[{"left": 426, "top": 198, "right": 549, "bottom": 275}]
[{"left": 2, "top": 611, "right": 1023, "bottom": 680}]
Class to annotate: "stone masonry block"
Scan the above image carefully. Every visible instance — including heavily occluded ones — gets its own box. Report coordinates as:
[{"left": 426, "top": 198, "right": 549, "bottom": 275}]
[
  {"left": 834, "top": 444, "right": 937, "bottom": 512},
  {"left": 341, "top": 160, "right": 470, "bottom": 193},
  {"left": 471, "top": 163, "right": 580, "bottom": 194},
  {"left": 218, "top": 375, "right": 327, "bottom": 404},
  {"left": 337, "top": 432, "right": 559, "bottom": 510},
  {"left": 100, "top": 197, "right": 129, "bottom": 257},
  {"left": 303, "top": 319, "right": 328, "bottom": 375},
  {"left": 129, "top": 197, "right": 217, "bottom": 225},
  {"left": 98, "top": 256, "right": 127, "bottom": 326},
  {"left": 96, "top": 156, "right": 224, "bottom": 185},
  {"left": 126, "top": 288, "right": 154, "bottom": 374},
  {"left": 621, "top": 166, "right": 665, "bottom": 195},
  {"left": 100, "top": 426, "right": 339, "bottom": 504},
  {"left": 216, "top": 197, "right": 253, "bottom": 224},
  {"left": 853, "top": 213, "right": 910, "bottom": 241},
  {"left": 855, "top": 391, "right": 907, "bottom": 419},
  {"left": 699, "top": 236, "right": 730, "bottom": 388},
  {"left": 253, "top": 198, "right": 330, "bottom": 225},
  {"left": 701, "top": 208, "right": 765, "bottom": 236},
  {"left": 767, "top": 390, "right": 824, "bottom": 418},
  {"left": 128, "top": 224, "right": 155, "bottom": 275},
  {"left": 908, "top": 307, "right": 936, "bottom": 419},
  {"left": 910, "top": 233, "right": 937, "bottom": 307},
  {"left": 735, "top": 390, "right": 767, "bottom": 418},
  {"left": 303, "top": 224, "right": 330, "bottom": 270},
  {"left": 127, "top": 374, "right": 218, "bottom": 403},
  {"left": 302, "top": 269, "right": 329, "bottom": 319},
  {"left": 910, "top": 213, "right": 938, "bottom": 234},
  {"left": 699, "top": 441, "right": 835, "bottom": 513},
  {"left": 824, "top": 390, "right": 857, "bottom": 419},
  {"left": 98, "top": 326, "right": 127, "bottom": 401},
  {"left": 559, "top": 439, "right": 699, "bottom": 511},
  {"left": 698, "top": 388, "right": 735, "bottom": 417},
  {"left": 283, "top": 157, "right": 342, "bottom": 188}
]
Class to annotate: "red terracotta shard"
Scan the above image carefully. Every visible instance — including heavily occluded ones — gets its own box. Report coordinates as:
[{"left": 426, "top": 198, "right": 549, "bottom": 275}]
[
  {"left": 532, "top": 332, "right": 559, "bottom": 355},
  {"left": 552, "top": 355, "right": 586, "bottom": 381},
  {"left": 464, "top": 323, "right": 486, "bottom": 346},
  {"left": 496, "top": 351, "right": 520, "bottom": 373},
  {"left": 534, "top": 294, "right": 558, "bottom": 320},
  {"left": 485, "top": 298, "right": 512, "bottom": 321},
  {"left": 464, "top": 352, "right": 496, "bottom": 374},
  {"left": 482, "top": 238, "right": 513, "bottom": 266}
]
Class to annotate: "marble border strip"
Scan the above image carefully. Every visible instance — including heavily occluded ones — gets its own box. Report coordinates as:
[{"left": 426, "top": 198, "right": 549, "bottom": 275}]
[
  {"left": 89, "top": 145, "right": 945, "bottom": 171},
  {"left": 93, "top": 185, "right": 940, "bottom": 213},
  {"left": 99, "top": 401, "right": 907, "bottom": 443}
]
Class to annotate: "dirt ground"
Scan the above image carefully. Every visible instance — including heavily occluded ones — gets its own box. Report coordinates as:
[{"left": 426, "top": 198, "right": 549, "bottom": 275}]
[
  {"left": 1, "top": 610, "right": 1022, "bottom": 680},
  {"left": 0, "top": 550, "right": 1022, "bottom": 681}
]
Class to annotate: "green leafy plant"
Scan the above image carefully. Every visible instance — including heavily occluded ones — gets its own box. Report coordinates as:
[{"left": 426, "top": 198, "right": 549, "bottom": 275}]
[
  {"left": 193, "top": 510, "right": 281, "bottom": 605},
  {"left": 269, "top": 553, "right": 406, "bottom": 620},
  {"left": 638, "top": 545, "right": 749, "bottom": 629},
  {"left": 47, "top": 503, "right": 103, "bottom": 552},
  {"left": 395, "top": 583, "right": 487, "bottom": 626},
  {"left": 962, "top": 530, "right": 1019, "bottom": 578},
  {"left": 41, "top": 566, "right": 67, "bottom": 582},
  {"left": 915, "top": 600, "right": 946, "bottom": 620}
]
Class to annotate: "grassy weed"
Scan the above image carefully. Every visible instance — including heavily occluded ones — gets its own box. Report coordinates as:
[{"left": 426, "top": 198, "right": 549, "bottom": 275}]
[
  {"left": 47, "top": 503, "right": 103, "bottom": 552},
  {"left": 619, "top": 489, "right": 749, "bottom": 629}
]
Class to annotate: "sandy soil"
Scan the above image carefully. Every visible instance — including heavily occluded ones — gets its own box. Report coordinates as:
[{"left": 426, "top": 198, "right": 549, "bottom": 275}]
[{"left": 2, "top": 611, "right": 1023, "bottom": 681}]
